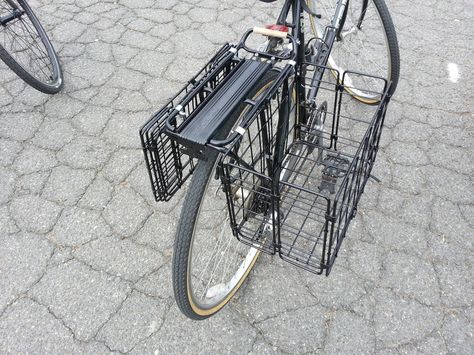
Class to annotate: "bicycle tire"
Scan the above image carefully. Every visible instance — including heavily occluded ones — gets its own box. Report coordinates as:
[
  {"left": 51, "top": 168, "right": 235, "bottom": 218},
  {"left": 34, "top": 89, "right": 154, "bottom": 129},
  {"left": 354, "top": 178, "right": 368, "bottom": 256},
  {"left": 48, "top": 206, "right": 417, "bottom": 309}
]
[
  {"left": 172, "top": 72, "right": 280, "bottom": 320},
  {"left": 0, "top": 0, "right": 63, "bottom": 94},
  {"left": 308, "top": 0, "right": 400, "bottom": 104}
]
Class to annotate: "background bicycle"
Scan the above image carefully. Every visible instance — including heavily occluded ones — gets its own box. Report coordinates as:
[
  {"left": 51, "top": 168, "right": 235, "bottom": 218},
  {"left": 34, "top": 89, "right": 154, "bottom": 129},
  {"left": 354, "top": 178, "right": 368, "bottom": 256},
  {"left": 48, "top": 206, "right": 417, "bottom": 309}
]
[{"left": 0, "top": 0, "right": 63, "bottom": 94}]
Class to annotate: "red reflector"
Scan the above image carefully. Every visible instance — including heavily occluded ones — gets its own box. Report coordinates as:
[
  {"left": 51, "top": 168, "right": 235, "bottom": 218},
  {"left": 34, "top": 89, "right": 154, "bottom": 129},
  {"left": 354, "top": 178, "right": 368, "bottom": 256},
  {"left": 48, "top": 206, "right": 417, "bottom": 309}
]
[{"left": 265, "top": 24, "right": 289, "bottom": 33}]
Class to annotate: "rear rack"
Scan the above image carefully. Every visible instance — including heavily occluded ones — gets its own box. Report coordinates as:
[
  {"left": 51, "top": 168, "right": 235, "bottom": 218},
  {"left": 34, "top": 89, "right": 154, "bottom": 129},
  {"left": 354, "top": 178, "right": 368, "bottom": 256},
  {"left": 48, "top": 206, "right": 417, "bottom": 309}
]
[
  {"left": 139, "top": 44, "right": 239, "bottom": 201},
  {"left": 140, "top": 30, "right": 297, "bottom": 202}
]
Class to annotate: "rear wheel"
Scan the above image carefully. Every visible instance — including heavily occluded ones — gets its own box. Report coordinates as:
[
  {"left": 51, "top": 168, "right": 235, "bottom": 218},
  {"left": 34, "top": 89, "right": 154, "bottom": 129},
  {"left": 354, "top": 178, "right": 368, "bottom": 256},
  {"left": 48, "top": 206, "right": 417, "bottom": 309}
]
[
  {"left": 0, "top": 0, "right": 63, "bottom": 94},
  {"left": 172, "top": 71, "right": 290, "bottom": 319},
  {"left": 308, "top": 0, "right": 400, "bottom": 103}
]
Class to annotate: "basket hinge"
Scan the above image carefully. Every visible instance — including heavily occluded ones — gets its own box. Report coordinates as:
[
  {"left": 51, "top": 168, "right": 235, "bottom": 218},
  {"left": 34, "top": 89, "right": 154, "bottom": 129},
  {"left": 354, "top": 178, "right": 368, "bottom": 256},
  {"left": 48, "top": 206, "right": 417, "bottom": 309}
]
[
  {"left": 336, "top": 83, "right": 345, "bottom": 92},
  {"left": 325, "top": 213, "right": 336, "bottom": 223}
]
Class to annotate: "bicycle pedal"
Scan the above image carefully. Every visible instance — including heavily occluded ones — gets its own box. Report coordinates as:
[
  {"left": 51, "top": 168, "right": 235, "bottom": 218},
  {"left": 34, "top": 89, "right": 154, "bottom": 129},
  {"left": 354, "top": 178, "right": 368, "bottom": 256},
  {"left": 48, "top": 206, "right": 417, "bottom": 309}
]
[{"left": 318, "top": 153, "right": 350, "bottom": 194}]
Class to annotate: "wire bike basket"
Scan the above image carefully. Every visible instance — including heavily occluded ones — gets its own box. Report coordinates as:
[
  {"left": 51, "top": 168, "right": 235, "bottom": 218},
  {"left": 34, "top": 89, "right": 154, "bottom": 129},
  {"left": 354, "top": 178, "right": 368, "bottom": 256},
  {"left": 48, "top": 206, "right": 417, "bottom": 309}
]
[
  {"left": 139, "top": 31, "right": 296, "bottom": 202},
  {"left": 139, "top": 44, "right": 241, "bottom": 201},
  {"left": 219, "top": 62, "right": 391, "bottom": 275}
]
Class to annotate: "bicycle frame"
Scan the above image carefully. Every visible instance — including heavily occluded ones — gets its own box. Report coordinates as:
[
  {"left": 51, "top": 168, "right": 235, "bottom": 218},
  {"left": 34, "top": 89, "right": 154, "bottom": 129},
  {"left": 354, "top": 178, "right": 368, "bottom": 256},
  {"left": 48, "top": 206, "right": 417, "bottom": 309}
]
[
  {"left": 275, "top": 0, "right": 350, "bottom": 111},
  {"left": 263, "top": 0, "right": 351, "bottom": 182},
  {"left": 0, "top": 0, "right": 24, "bottom": 25}
]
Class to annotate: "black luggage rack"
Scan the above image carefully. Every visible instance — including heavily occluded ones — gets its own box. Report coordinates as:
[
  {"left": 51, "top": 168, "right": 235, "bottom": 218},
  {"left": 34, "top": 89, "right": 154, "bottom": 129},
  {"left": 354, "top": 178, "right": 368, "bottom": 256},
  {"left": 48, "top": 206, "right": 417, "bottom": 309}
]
[
  {"left": 140, "top": 30, "right": 297, "bottom": 202},
  {"left": 219, "top": 62, "right": 390, "bottom": 275},
  {"left": 139, "top": 44, "right": 239, "bottom": 201}
]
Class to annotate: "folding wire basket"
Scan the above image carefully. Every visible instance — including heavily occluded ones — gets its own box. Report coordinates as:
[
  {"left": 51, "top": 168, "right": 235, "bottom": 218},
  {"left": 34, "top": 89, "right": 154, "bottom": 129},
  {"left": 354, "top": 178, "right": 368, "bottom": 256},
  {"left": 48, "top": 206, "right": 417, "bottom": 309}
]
[
  {"left": 139, "top": 44, "right": 240, "bottom": 201},
  {"left": 220, "top": 62, "right": 390, "bottom": 275}
]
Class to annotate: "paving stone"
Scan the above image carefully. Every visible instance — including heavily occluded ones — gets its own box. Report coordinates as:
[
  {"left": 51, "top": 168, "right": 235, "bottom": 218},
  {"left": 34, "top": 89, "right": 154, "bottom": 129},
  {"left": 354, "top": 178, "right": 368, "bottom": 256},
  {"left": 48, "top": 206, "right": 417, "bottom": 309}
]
[
  {"left": 71, "top": 106, "right": 113, "bottom": 136},
  {"left": 120, "top": 30, "right": 158, "bottom": 51},
  {"left": 0, "top": 298, "right": 110, "bottom": 354},
  {"left": 131, "top": 306, "right": 256, "bottom": 354},
  {"left": 12, "top": 145, "right": 57, "bottom": 175},
  {"left": 73, "top": 235, "right": 164, "bottom": 281},
  {"left": 131, "top": 212, "right": 176, "bottom": 252},
  {"left": 9, "top": 194, "right": 61, "bottom": 234},
  {"left": 432, "top": 198, "right": 474, "bottom": 249},
  {"left": 248, "top": 338, "right": 280, "bottom": 355},
  {"left": 57, "top": 136, "right": 112, "bottom": 169},
  {"left": 114, "top": 90, "right": 151, "bottom": 112},
  {"left": 102, "top": 148, "right": 143, "bottom": 183},
  {"left": 102, "top": 111, "right": 145, "bottom": 148},
  {"left": 42, "top": 165, "right": 96, "bottom": 206},
  {"left": 0, "top": 139, "right": 22, "bottom": 167},
  {"left": 43, "top": 96, "right": 84, "bottom": 120},
  {"left": 0, "top": 112, "right": 42, "bottom": 141},
  {"left": 142, "top": 77, "right": 182, "bottom": 105},
  {"left": 47, "top": 246, "right": 74, "bottom": 267},
  {"left": 385, "top": 141, "right": 429, "bottom": 166},
  {"left": 0, "top": 205, "right": 19, "bottom": 234},
  {"left": 78, "top": 174, "right": 114, "bottom": 210},
  {"left": 127, "top": 50, "right": 174, "bottom": 77},
  {"left": 188, "top": 7, "right": 217, "bottom": 23},
  {"left": 97, "top": 291, "right": 168, "bottom": 352},
  {"left": 426, "top": 143, "right": 473, "bottom": 175},
  {"left": 255, "top": 305, "right": 327, "bottom": 354},
  {"left": 51, "top": 20, "right": 87, "bottom": 43},
  {"left": 135, "top": 8, "right": 173, "bottom": 23},
  {"left": 103, "top": 186, "right": 151, "bottom": 237},
  {"left": 381, "top": 251, "right": 440, "bottom": 306},
  {"left": 325, "top": 310, "right": 375, "bottom": 354},
  {"left": 31, "top": 120, "right": 76, "bottom": 150},
  {"left": 107, "top": 67, "right": 149, "bottom": 90},
  {"left": 0, "top": 233, "right": 53, "bottom": 310},
  {"left": 0, "top": 167, "right": 16, "bottom": 205},
  {"left": 399, "top": 334, "right": 448, "bottom": 355},
  {"left": 49, "top": 207, "right": 111, "bottom": 247},
  {"left": 431, "top": 241, "right": 473, "bottom": 309},
  {"left": 362, "top": 211, "right": 429, "bottom": 257},
  {"left": 441, "top": 310, "right": 474, "bottom": 355},
  {"left": 29, "top": 260, "right": 131, "bottom": 341},
  {"left": 301, "top": 265, "right": 368, "bottom": 309},
  {"left": 374, "top": 289, "right": 443, "bottom": 348},
  {"left": 85, "top": 41, "right": 114, "bottom": 62},
  {"left": 423, "top": 165, "right": 473, "bottom": 204},
  {"left": 233, "top": 259, "right": 318, "bottom": 322},
  {"left": 346, "top": 240, "right": 383, "bottom": 283},
  {"left": 67, "top": 58, "right": 116, "bottom": 86},
  {"left": 134, "top": 262, "right": 172, "bottom": 299},
  {"left": 15, "top": 171, "right": 50, "bottom": 195}
]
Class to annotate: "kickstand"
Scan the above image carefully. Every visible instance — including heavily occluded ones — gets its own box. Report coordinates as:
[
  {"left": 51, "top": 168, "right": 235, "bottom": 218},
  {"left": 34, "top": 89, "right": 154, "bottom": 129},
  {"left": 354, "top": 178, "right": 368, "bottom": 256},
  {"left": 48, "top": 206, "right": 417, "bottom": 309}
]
[{"left": 369, "top": 174, "right": 381, "bottom": 183}]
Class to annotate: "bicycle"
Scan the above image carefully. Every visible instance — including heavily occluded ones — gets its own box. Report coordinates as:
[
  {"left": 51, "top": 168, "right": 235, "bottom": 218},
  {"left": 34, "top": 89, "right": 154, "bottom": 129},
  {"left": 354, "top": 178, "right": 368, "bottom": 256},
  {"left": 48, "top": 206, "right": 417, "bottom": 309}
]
[
  {"left": 140, "top": 0, "right": 399, "bottom": 320},
  {"left": 0, "top": 0, "right": 63, "bottom": 94}
]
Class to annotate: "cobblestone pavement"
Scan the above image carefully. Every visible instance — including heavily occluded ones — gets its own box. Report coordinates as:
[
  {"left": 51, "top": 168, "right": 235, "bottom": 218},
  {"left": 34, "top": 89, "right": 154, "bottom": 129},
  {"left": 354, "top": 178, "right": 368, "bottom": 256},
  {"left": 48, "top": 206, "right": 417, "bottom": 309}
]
[{"left": 1, "top": 0, "right": 473, "bottom": 353}]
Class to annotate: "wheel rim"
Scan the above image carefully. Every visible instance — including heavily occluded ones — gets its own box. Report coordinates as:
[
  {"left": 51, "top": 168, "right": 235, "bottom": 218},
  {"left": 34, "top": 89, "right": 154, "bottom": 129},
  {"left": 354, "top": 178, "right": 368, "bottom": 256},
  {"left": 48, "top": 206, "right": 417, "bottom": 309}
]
[
  {"left": 187, "top": 157, "right": 260, "bottom": 312},
  {"left": 309, "top": 0, "right": 392, "bottom": 102},
  {"left": 0, "top": 0, "right": 60, "bottom": 87}
]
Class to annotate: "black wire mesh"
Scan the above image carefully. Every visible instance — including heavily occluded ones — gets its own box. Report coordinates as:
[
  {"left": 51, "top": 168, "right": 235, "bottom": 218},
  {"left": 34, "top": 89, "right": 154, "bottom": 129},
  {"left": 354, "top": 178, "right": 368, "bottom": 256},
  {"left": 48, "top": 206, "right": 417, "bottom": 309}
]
[
  {"left": 140, "top": 44, "right": 239, "bottom": 201},
  {"left": 220, "top": 63, "right": 390, "bottom": 274}
]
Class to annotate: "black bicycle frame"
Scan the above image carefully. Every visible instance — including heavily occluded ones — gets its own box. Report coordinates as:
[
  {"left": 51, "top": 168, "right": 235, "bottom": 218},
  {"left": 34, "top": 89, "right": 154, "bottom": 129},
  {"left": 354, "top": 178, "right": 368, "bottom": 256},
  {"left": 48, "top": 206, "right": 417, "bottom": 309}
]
[
  {"left": 0, "top": 0, "right": 24, "bottom": 26},
  {"left": 274, "top": 0, "right": 350, "bottom": 118}
]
